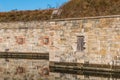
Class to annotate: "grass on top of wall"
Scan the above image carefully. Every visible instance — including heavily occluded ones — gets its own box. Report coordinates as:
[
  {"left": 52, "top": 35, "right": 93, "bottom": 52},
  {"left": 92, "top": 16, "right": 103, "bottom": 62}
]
[
  {"left": 0, "top": 0, "right": 120, "bottom": 22},
  {"left": 57, "top": 0, "right": 120, "bottom": 18},
  {"left": 0, "top": 9, "right": 53, "bottom": 22}
]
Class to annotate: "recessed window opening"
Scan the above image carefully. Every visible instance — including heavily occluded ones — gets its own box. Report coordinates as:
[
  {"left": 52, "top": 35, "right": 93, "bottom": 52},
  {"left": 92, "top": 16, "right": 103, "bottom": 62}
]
[{"left": 77, "top": 36, "right": 85, "bottom": 51}]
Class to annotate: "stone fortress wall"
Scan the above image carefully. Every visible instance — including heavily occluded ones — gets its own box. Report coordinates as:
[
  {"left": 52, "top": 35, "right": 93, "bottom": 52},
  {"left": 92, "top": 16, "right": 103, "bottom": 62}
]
[{"left": 0, "top": 15, "right": 120, "bottom": 72}]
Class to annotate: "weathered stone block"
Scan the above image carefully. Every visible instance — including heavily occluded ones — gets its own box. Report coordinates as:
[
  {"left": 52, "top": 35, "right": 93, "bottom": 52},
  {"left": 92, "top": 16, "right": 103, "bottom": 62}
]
[{"left": 100, "top": 49, "right": 106, "bottom": 55}]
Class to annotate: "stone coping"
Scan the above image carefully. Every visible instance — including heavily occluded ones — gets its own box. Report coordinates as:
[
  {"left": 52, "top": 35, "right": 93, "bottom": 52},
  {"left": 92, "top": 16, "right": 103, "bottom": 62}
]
[{"left": 51, "top": 15, "right": 120, "bottom": 21}]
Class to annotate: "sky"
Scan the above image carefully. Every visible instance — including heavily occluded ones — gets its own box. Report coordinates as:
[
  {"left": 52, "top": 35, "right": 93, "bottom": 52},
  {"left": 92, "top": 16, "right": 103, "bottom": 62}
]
[{"left": 0, "top": 0, "right": 68, "bottom": 12}]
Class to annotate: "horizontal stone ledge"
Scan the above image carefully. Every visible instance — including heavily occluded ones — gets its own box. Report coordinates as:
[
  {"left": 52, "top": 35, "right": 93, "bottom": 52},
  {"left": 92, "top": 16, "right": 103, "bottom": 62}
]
[
  {"left": 50, "top": 67, "right": 120, "bottom": 79},
  {"left": 0, "top": 52, "right": 49, "bottom": 60},
  {"left": 51, "top": 15, "right": 120, "bottom": 21},
  {"left": 50, "top": 61, "right": 120, "bottom": 73}
]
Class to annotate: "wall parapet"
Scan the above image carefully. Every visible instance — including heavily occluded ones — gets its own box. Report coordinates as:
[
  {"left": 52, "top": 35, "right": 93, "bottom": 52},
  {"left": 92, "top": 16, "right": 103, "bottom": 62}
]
[
  {"left": 0, "top": 15, "right": 120, "bottom": 23},
  {"left": 0, "top": 15, "right": 120, "bottom": 29}
]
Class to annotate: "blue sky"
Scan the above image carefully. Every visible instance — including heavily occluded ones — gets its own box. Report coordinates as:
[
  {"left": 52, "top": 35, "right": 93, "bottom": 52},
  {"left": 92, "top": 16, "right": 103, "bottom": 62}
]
[{"left": 0, "top": 0, "right": 68, "bottom": 12}]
